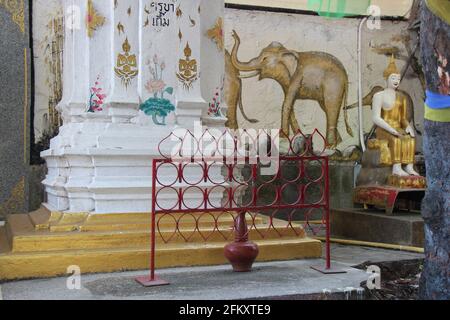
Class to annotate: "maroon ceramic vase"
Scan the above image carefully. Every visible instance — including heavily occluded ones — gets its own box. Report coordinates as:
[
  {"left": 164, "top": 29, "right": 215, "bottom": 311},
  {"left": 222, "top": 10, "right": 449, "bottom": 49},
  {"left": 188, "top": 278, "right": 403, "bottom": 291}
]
[{"left": 224, "top": 211, "right": 259, "bottom": 272}]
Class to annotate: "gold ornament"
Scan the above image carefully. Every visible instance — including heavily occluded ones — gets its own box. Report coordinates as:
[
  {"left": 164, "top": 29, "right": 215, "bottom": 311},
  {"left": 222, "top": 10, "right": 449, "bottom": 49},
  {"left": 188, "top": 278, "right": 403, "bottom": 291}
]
[
  {"left": 383, "top": 54, "right": 400, "bottom": 79},
  {"left": 176, "top": 42, "right": 198, "bottom": 90},
  {"left": 206, "top": 17, "right": 224, "bottom": 51},
  {"left": 176, "top": 5, "right": 182, "bottom": 18},
  {"left": 86, "top": 0, "right": 106, "bottom": 38},
  {"left": 114, "top": 38, "right": 139, "bottom": 88}
]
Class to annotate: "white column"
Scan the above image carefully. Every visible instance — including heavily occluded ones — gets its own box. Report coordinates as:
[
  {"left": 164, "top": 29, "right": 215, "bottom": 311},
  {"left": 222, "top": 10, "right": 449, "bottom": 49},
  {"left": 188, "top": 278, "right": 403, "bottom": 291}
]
[
  {"left": 174, "top": 0, "right": 207, "bottom": 127},
  {"left": 106, "top": 0, "right": 140, "bottom": 123},
  {"left": 66, "top": 0, "right": 90, "bottom": 122},
  {"left": 42, "top": 0, "right": 91, "bottom": 211}
]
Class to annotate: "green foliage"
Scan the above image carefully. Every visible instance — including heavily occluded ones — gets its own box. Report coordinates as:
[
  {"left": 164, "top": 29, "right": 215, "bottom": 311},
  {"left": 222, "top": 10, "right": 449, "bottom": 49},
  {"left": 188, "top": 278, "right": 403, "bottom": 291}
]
[
  {"left": 164, "top": 87, "right": 174, "bottom": 95},
  {"left": 140, "top": 97, "right": 175, "bottom": 125}
]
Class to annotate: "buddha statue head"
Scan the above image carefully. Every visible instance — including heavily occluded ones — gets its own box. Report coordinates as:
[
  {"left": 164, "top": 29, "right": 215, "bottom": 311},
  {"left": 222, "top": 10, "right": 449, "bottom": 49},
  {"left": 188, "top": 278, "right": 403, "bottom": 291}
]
[{"left": 384, "top": 55, "right": 401, "bottom": 90}]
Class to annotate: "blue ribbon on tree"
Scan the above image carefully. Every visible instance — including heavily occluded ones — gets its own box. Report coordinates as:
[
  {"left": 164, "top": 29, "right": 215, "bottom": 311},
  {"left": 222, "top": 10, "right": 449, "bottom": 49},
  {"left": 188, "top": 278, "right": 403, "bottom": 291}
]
[{"left": 425, "top": 90, "right": 450, "bottom": 109}]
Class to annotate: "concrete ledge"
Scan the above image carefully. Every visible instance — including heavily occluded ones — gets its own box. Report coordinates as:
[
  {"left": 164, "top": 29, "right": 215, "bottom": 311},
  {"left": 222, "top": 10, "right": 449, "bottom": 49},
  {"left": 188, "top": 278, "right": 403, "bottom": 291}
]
[{"left": 331, "top": 209, "right": 424, "bottom": 247}]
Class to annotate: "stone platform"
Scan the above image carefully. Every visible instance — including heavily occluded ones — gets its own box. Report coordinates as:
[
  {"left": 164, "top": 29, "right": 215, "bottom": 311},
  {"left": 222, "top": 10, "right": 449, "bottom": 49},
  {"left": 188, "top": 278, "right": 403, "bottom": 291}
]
[
  {"left": 0, "top": 206, "right": 321, "bottom": 280},
  {"left": 0, "top": 244, "right": 424, "bottom": 300},
  {"left": 331, "top": 208, "right": 424, "bottom": 247}
]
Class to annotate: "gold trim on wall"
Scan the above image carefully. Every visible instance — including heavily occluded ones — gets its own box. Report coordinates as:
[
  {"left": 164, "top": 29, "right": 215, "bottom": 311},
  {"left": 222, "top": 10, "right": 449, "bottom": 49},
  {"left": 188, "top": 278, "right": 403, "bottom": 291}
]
[
  {"left": 23, "top": 47, "right": 28, "bottom": 164},
  {"left": 0, "top": 0, "right": 25, "bottom": 33}
]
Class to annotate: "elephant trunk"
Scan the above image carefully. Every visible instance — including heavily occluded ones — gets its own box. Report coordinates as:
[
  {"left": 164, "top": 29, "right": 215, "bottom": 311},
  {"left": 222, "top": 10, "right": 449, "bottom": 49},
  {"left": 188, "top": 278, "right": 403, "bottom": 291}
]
[{"left": 231, "top": 34, "right": 259, "bottom": 72}]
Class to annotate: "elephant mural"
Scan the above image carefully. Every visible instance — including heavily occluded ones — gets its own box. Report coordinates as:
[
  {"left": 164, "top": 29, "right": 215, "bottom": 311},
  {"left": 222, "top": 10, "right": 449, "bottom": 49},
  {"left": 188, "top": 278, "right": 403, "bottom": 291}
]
[{"left": 228, "top": 30, "right": 353, "bottom": 148}]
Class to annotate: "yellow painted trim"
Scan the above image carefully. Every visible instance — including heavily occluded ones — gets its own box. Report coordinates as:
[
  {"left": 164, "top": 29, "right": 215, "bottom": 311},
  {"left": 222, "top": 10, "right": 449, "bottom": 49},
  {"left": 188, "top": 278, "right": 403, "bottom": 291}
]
[{"left": 314, "top": 236, "right": 424, "bottom": 253}]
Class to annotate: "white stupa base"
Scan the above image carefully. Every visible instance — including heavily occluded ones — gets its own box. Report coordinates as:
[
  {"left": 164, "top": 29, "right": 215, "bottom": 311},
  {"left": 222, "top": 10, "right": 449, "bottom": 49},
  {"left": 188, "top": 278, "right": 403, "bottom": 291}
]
[{"left": 41, "top": 122, "right": 225, "bottom": 214}]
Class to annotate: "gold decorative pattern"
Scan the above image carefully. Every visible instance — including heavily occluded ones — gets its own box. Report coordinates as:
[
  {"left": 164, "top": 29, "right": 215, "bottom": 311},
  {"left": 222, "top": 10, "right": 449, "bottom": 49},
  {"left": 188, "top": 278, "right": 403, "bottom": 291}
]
[
  {"left": 383, "top": 54, "right": 400, "bottom": 79},
  {"left": 114, "top": 38, "right": 139, "bottom": 88},
  {"left": 387, "top": 175, "right": 426, "bottom": 189},
  {"left": 206, "top": 17, "right": 224, "bottom": 51},
  {"left": 176, "top": 43, "right": 198, "bottom": 90},
  {"left": 176, "top": 5, "right": 182, "bottom": 18},
  {"left": 0, "top": 0, "right": 25, "bottom": 33},
  {"left": 117, "top": 22, "right": 124, "bottom": 35},
  {"left": 188, "top": 15, "right": 196, "bottom": 27},
  {"left": 86, "top": 0, "right": 105, "bottom": 38}
]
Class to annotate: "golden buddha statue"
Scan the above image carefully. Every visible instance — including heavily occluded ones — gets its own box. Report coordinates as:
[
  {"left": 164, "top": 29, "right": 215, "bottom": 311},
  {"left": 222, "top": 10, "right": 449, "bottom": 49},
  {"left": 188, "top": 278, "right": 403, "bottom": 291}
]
[{"left": 370, "top": 55, "right": 420, "bottom": 178}]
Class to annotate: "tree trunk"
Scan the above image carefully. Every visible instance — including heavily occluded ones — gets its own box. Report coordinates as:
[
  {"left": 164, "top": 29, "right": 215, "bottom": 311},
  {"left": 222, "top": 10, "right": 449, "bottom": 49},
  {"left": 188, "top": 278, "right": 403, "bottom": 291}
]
[
  {"left": 419, "top": 2, "right": 450, "bottom": 300},
  {"left": 419, "top": 121, "right": 450, "bottom": 300}
]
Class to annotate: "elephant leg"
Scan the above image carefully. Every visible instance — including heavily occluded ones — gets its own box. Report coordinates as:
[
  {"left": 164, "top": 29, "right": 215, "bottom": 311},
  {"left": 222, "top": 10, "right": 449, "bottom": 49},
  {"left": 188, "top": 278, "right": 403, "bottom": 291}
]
[
  {"left": 225, "top": 85, "right": 240, "bottom": 129},
  {"left": 322, "top": 93, "right": 343, "bottom": 148},
  {"left": 289, "top": 109, "right": 300, "bottom": 134},
  {"left": 281, "top": 81, "right": 301, "bottom": 138}
]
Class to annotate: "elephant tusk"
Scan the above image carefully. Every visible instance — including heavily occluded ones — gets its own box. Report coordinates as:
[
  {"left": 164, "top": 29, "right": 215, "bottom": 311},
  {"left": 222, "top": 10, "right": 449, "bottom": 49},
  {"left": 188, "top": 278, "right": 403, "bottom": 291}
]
[{"left": 238, "top": 71, "right": 260, "bottom": 79}]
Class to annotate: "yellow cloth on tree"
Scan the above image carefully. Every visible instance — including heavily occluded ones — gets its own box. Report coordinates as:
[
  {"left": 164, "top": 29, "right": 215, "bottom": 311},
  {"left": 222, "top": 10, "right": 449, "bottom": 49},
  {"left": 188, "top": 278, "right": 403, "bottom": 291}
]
[
  {"left": 426, "top": 0, "right": 450, "bottom": 24},
  {"left": 425, "top": 104, "right": 450, "bottom": 122}
]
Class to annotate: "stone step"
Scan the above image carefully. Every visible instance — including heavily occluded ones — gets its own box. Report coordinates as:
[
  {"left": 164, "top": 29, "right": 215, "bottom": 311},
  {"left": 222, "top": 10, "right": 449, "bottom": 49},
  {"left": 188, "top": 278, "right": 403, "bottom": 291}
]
[
  {"left": 78, "top": 214, "right": 259, "bottom": 232},
  {"left": 0, "top": 234, "right": 321, "bottom": 280},
  {"left": 26, "top": 208, "right": 264, "bottom": 232},
  {"left": 9, "top": 223, "right": 305, "bottom": 253}
]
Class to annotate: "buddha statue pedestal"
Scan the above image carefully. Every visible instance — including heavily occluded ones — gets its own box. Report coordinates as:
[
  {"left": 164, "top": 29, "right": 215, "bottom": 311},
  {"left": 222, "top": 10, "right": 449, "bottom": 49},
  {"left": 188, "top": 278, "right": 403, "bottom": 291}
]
[{"left": 354, "top": 148, "right": 426, "bottom": 215}]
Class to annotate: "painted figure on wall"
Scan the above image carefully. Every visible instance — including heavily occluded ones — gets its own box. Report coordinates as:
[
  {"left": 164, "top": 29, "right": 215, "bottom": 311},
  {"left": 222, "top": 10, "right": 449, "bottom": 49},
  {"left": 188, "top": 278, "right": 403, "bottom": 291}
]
[
  {"left": 176, "top": 42, "right": 198, "bottom": 90},
  {"left": 228, "top": 30, "right": 353, "bottom": 148},
  {"left": 140, "top": 54, "right": 175, "bottom": 125},
  {"left": 115, "top": 38, "right": 139, "bottom": 88}
]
